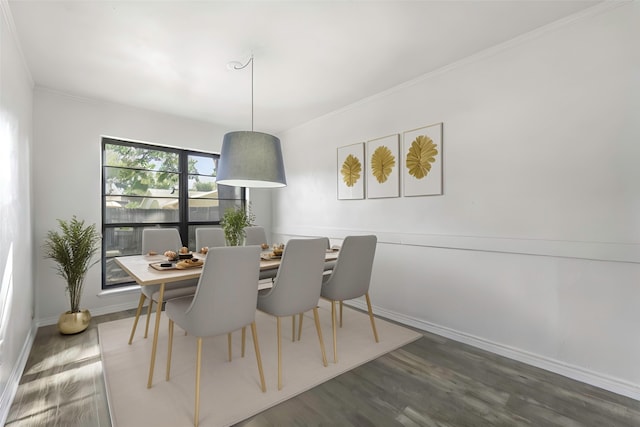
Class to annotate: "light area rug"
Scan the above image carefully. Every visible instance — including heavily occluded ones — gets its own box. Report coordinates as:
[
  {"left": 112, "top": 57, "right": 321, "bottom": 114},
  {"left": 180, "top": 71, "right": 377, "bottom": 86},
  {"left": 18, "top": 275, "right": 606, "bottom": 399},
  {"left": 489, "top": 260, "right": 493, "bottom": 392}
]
[{"left": 98, "top": 299, "right": 421, "bottom": 427}]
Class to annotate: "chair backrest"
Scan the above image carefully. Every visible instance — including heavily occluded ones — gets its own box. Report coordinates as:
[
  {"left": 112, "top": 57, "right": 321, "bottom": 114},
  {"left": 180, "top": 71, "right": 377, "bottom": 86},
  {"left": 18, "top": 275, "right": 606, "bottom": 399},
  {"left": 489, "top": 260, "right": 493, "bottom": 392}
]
[
  {"left": 322, "top": 235, "right": 377, "bottom": 301},
  {"left": 183, "top": 246, "right": 261, "bottom": 337},
  {"left": 195, "top": 227, "right": 226, "bottom": 250},
  {"left": 321, "top": 237, "right": 331, "bottom": 249},
  {"left": 262, "top": 238, "right": 327, "bottom": 317},
  {"left": 141, "top": 228, "right": 182, "bottom": 255},
  {"left": 244, "top": 226, "right": 268, "bottom": 246}
]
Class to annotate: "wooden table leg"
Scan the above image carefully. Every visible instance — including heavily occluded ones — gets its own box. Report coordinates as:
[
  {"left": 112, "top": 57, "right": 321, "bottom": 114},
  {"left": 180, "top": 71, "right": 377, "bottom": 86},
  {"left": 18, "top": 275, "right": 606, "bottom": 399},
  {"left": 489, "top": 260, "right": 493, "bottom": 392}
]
[{"left": 147, "top": 282, "right": 165, "bottom": 388}]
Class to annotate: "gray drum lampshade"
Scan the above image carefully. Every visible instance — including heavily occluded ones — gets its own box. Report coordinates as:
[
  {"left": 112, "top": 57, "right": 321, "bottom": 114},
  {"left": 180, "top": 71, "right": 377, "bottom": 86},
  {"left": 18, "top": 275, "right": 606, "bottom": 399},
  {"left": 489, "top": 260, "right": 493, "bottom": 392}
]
[{"left": 216, "top": 131, "right": 287, "bottom": 188}]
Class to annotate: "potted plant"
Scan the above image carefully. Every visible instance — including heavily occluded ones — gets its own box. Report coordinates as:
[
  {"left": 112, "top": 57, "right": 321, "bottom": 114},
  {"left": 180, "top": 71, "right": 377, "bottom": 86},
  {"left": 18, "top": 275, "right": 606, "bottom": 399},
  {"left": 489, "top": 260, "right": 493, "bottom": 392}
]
[
  {"left": 43, "top": 216, "right": 101, "bottom": 334},
  {"left": 220, "top": 205, "right": 255, "bottom": 246}
]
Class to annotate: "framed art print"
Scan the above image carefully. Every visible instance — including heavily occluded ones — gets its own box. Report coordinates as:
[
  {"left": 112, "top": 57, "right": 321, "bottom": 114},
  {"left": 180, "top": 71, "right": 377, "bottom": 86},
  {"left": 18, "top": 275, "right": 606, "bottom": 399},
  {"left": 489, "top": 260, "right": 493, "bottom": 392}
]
[
  {"left": 337, "top": 142, "right": 365, "bottom": 200},
  {"left": 402, "top": 123, "right": 443, "bottom": 196},
  {"left": 366, "top": 134, "right": 399, "bottom": 199}
]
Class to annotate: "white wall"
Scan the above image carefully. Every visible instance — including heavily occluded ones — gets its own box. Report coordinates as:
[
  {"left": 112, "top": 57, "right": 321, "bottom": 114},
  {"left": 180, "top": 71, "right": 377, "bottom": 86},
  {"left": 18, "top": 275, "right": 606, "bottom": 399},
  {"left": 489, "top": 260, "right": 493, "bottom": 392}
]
[
  {"left": 31, "top": 90, "right": 272, "bottom": 322},
  {"left": 0, "top": 1, "right": 35, "bottom": 422},
  {"left": 273, "top": 2, "right": 640, "bottom": 398}
]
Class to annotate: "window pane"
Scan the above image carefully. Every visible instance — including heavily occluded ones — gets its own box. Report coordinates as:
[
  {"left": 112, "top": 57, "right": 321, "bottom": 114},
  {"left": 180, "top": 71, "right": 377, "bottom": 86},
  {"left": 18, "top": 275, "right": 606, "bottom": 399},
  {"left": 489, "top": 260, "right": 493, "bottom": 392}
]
[
  {"left": 105, "top": 196, "right": 179, "bottom": 224},
  {"left": 103, "top": 226, "right": 140, "bottom": 287},
  {"left": 188, "top": 154, "right": 216, "bottom": 176},
  {"left": 105, "top": 194, "right": 180, "bottom": 210},
  {"left": 189, "top": 202, "right": 220, "bottom": 222},
  {"left": 217, "top": 199, "right": 245, "bottom": 218},
  {"left": 189, "top": 199, "right": 245, "bottom": 223},
  {"left": 188, "top": 176, "right": 217, "bottom": 198},
  {"left": 105, "top": 167, "right": 180, "bottom": 197},
  {"left": 105, "top": 144, "right": 180, "bottom": 172},
  {"left": 104, "top": 227, "right": 142, "bottom": 258},
  {"left": 105, "top": 257, "right": 134, "bottom": 287},
  {"left": 217, "top": 184, "right": 243, "bottom": 199},
  {"left": 187, "top": 183, "right": 243, "bottom": 222}
]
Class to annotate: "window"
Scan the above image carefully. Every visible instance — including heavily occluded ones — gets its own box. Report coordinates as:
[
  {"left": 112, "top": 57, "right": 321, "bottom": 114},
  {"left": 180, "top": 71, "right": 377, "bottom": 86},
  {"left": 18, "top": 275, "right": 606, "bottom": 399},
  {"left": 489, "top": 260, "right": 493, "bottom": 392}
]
[{"left": 101, "top": 138, "right": 245, "bottom": 289}]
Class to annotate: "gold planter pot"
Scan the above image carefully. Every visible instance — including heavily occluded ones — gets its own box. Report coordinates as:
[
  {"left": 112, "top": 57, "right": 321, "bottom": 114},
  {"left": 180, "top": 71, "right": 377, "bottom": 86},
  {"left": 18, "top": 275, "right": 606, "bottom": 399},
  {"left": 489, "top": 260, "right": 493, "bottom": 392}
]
[{"left": 58, "top": 309, "right": 91, "bottom": 334}]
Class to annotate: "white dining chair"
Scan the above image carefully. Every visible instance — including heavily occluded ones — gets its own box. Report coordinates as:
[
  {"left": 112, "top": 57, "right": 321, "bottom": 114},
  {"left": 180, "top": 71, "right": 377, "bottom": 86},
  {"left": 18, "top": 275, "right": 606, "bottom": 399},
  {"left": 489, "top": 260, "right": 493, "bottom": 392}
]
[
  {"left": 244, "top": 225, "right": 268, "bottom": 246},
  {"left": 195, "top": 226, "right": 243, "bottom": 359},
  {"left": 291, "top": 236, "right": 334, "bottom": 341},
  {"left": 256, "top": 238, "right": 328, "bottom": 390},
  {"left": 165, "top": 245, "right": 266, "bottom": 427},
  {"left": 321, "top": 235, "right": 379, "bottom": 363},
  {"left": 128, "top": 228, "right": 197, "bottom": 344},
  {"left": 195, "top": 227, "right": 226, "bottom": 250}
]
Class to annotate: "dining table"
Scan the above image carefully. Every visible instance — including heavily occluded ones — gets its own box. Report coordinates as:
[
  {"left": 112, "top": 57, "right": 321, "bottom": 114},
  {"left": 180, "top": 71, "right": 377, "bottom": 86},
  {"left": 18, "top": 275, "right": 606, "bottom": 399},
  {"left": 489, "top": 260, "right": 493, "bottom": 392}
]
[{"left": 114, "top": 248, "right": 340, "bottom": 388}]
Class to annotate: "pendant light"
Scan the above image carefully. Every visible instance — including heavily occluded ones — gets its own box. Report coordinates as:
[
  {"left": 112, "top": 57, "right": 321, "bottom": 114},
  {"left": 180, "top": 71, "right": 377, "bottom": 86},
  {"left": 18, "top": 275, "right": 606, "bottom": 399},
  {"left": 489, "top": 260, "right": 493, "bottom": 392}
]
[{"left": 216, "top": 55, "right": 287, "bottom": 188}]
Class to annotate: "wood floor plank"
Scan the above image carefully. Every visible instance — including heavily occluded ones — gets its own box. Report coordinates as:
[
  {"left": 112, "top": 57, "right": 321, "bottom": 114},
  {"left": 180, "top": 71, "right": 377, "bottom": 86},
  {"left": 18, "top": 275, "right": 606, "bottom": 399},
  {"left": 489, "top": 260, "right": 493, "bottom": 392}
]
[{"left": 6, "top": 308, "right": 640, "bottom": 427}]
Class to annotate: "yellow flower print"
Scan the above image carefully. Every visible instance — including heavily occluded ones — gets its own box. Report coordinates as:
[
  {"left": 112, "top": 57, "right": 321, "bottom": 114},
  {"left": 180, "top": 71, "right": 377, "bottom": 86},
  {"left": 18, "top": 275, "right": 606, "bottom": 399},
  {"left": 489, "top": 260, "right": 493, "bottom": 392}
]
[
  {"left": 406, "top": 135, "right": 438, "bottom": 179},
  {"left": 341, "top": 154, "right": 362, "bottom": 187},
  {"left": 371, "top": 145, "right": 396, "bottom": 184}
]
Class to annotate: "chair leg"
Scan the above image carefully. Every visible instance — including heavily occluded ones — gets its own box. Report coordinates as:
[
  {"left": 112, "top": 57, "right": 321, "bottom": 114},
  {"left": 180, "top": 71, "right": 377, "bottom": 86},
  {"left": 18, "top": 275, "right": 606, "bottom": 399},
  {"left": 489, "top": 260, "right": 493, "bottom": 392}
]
[
  {"left": 339, "top": 301, "right": 343, "bottom": 328},
  {"left": 194, "top": 337, "right": 202, "bottom": 427},
  {"left": 297, "top": 313, "right": 303, "bottom": 341},
  {"left": 313, "top": 307, "right": 328, "bottom": 367},
  {"left": 166, "top": 319, "right": 174, "bottom": 380},
  {"left": 291, "top": 316, "right": 295, "bottom": 342},
  {"left": 227, "top": 333, "right": 232, "bottom": 362},
  {"left": 293, "top": 313, "right": 304, "bottom": 341},
  {"left": 365, "top": 293, "right": 379, "bottom": 343},
  {"left": 330, "top": 301, "right": 338, "bottom": 363},
  {"left": 128, "top": 293, "right": 146, "bottom": 345},
  {"left": 144, "top": 299, "right": 154, "bottom": 339},
  {"left": 250, "top": 321, "right": 267, "bottom": 392},
  {"left": 241, "top": 326, "right": 246, "bottom": 357},
  {"left": 276, "top": 317, "right": 283, "bottom": 390}
]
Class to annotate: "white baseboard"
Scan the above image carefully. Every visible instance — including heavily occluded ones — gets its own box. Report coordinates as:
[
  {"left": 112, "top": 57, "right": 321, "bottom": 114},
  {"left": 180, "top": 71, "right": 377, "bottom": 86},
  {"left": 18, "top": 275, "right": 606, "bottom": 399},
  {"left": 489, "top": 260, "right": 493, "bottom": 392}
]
[
  {"left": 0, "top": 321, "right": 38, "bottom": 426},
  {"left": 346, "top": 300, "right": 640, "bottom": 402}
]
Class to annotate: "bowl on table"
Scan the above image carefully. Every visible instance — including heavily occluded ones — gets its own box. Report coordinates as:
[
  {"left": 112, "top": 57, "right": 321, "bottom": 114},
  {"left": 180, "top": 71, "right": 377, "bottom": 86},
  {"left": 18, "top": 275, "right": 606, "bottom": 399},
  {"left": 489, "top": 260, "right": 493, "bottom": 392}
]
[{"left": 271, "top": 244, "right": 284, "bottom": 257}]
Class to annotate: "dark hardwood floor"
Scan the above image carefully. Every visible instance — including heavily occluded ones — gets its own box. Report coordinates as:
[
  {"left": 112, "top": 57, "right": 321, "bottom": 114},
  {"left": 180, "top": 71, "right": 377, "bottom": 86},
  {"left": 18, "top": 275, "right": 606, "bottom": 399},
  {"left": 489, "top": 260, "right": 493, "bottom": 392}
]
[{"left": 6, "top": 309, "right": 640, "bottom": 426}]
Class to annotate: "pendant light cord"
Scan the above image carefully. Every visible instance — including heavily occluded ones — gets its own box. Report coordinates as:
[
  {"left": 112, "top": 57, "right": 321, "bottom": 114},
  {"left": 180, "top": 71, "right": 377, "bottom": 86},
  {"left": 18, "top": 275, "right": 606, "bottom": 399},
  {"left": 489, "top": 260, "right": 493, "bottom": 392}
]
[
  {"left": 251, "top": 55, "right": 253, "bottom": 131},
  {"left": 232, "top": 55, "right": 255, "bottom": 131}
]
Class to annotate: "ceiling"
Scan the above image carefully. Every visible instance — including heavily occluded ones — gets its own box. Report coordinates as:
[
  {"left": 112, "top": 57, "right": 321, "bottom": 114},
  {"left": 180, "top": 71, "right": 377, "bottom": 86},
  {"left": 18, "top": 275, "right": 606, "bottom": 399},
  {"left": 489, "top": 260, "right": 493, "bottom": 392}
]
[{"left": 8, "top": 0, "right": 600, "bottom": 134}]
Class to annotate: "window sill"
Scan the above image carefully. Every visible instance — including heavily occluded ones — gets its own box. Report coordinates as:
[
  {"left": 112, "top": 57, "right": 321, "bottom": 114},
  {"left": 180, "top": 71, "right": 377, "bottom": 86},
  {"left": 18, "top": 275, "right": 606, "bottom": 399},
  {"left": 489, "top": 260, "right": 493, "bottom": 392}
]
[{"left": 97, "top": 285, "right": 140, "bottom": 298}]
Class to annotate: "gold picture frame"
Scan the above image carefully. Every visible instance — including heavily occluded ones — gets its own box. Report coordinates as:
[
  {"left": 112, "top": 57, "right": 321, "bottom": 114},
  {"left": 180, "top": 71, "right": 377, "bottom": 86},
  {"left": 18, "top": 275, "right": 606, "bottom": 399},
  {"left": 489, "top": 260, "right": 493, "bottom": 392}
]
[
  {"left": 366, "top": 134, "right": 400, "bottom": 199},
  {"left": 337, "top": 142, "right": 365, "bottom": 200}
]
